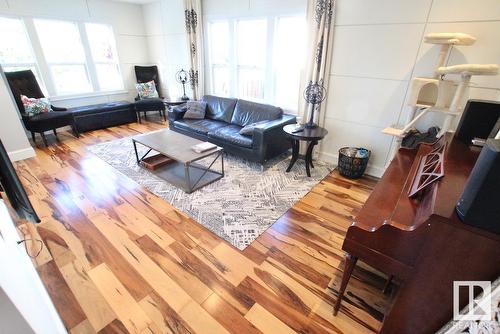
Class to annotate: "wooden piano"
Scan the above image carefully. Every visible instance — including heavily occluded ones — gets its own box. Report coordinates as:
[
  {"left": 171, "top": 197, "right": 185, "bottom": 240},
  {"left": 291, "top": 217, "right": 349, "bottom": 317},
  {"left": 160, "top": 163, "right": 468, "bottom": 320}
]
[{"left": 334, "top": 134, "right": 500, "bottom": 334}]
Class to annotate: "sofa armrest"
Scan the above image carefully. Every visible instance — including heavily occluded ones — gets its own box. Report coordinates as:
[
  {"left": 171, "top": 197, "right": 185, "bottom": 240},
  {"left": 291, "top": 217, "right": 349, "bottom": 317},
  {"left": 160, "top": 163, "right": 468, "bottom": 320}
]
[
  {"left": 253, "top": 114, "right": 296, "bottom": 161},
  {"left": 168, "top": 104, "right": 188, "bottom": 122},
  {"left": 253, "top": 114, "right": 296, "bottom": 133},
  {"left": 51, "top": 105, "right": 67, "bottom": 112}
]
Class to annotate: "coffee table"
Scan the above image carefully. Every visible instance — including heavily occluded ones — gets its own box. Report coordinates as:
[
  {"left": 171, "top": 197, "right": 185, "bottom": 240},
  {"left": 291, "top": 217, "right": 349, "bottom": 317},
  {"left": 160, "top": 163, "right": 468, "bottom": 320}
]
[{"left": 132, "top": 129, "right": 224, "bottom": 193}]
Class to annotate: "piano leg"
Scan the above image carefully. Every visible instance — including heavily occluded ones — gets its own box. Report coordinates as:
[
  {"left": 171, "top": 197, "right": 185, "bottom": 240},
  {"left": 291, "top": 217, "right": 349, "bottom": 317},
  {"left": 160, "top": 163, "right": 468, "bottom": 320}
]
[
  {"left": 333, "top": 253, "right": 358, "bottom": 316},
  {"left": 382, "top": 275, "right": 394, "bottom": 294}
]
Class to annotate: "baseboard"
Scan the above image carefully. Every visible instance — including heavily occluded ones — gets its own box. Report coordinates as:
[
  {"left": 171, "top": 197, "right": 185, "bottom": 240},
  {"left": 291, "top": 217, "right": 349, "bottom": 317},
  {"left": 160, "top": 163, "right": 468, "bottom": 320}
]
[
  {"left": 8, "top": 147, "right": 35, "bottom": 162},
  {"left": 318, "top": 151, "right": 385, "bottom": 178}
]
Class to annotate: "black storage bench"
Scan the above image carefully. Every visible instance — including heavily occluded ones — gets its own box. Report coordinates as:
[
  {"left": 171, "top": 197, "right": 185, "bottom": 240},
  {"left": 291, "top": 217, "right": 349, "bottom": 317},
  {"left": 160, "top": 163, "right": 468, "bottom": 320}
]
[{"left": 70, "top": 101, "right": 136, "bottom": 133}]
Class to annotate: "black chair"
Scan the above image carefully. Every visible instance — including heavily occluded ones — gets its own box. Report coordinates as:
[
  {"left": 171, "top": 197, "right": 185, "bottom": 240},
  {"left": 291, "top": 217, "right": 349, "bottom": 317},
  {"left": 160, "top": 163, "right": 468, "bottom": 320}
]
[
  {"left": 134, "top": 65, "right": 166, "bottom": 123},
  {"left": 4, "top": 70, "right": 78, "bottom": 146}
]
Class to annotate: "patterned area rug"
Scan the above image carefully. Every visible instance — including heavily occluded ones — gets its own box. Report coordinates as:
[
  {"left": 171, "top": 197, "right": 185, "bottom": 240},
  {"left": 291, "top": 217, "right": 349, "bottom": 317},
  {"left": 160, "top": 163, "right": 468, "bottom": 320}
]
[{"left": 89, "top": 136, "right": 333, "bottom": 250}]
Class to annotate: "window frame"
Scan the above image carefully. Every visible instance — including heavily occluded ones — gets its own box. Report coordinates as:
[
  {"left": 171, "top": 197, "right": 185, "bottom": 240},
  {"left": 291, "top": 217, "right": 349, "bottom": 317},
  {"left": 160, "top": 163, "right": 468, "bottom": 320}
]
[
  {"left": 0, "top": 16, "right": 45, "bottom": 91},
  {"left": 234, "top": 17, "right": 269, "bottom": 103},
  {"left": 84, "top": 22, "right": 124, "bottom": 92},
  {"left": 0, "top": 15, "right": 126, "bottom": 99},
  {"left": 206, "top": 14, "right": 305, "bottom": 112},
  {"left": 207, "top": 19, "right": 232, "bottom": 97},
  {"left": 33, "top": 18, "right": 94, "bottom": 96}
]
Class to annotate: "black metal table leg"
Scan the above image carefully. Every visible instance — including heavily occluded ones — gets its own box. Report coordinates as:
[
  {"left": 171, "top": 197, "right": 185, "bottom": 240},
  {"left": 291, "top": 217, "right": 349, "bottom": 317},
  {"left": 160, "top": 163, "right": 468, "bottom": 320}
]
[
  {"left": 305, "top": 140, "right": 318, "bottom": 177},
  {"left": 133, "top": 140, "right": 139, "bottom": 164},
  {"left": 286, "top": 139, "right": 300, "bottom": 172}
]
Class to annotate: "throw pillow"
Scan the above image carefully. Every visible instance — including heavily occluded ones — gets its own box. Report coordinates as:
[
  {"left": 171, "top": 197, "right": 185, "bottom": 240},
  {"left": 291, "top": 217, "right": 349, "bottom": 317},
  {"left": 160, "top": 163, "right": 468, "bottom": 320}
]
[
  {"left": 239, "top": 120, "right": 269, "bottom": 136},
  {"left": 20, "top": 95, "right": 53, "bottom": 116},
  {"left": 183, "top": 101, "right": 207, "bottom": 119},
  {"left": 135, "top": 80, "right": 159, "bottom": 99}
]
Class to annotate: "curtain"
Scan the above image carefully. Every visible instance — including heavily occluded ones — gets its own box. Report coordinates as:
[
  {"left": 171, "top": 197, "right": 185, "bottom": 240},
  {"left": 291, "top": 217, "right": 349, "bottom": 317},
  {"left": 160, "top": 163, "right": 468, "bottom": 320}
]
[
  {"left": 184, "top": 0, "right": 204, "bottom": 100},
  {"left": 298, "top": 0, "right": 336, "bottom": 127}
]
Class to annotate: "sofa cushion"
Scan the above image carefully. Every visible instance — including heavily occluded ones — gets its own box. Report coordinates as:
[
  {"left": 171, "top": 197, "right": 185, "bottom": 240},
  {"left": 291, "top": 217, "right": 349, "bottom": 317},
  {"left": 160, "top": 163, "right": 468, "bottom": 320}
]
[
  {"left": 230, "top": 99, "right": 282, "bottom": 127},
  {"left": 174, "top": 119, "right": 228, "bottom": 135},
  {"left": 24, "top": 111, "right": 74, "bottom": 132},
  {"left": 134, "top": 98, "right": 165, "bottom": 112},
  {"left": 202, "top": 95, "right": 237, "bottom": 123},
  {"left": 208, "top": 125, "right": 253, "bottom": 148},
  {"left": 71, "top": 101, "right": 133, "bottom": 116}
]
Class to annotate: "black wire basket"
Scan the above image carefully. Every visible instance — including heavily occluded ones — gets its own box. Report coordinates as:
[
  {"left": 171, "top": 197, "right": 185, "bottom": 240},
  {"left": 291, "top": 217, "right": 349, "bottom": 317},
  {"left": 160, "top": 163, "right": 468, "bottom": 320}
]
[{"left": 338, "top": 147, "right": 371, "bottom": 179}]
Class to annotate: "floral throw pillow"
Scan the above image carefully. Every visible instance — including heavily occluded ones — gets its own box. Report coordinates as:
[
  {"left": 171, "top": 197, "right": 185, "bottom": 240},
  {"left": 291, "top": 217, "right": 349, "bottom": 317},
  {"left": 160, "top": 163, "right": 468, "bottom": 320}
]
[
  {"left": 20, "top": 95, "right": 53, "bottom": 116},
  {"left": 135, "top": 80, "right": 159, "bottom": 99}
]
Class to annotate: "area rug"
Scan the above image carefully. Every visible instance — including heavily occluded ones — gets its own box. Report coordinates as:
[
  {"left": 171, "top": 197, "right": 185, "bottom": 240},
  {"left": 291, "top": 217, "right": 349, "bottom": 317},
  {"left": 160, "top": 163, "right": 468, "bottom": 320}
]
[{"left": 89, "top": 136, "right": 333, "bottom": 250}]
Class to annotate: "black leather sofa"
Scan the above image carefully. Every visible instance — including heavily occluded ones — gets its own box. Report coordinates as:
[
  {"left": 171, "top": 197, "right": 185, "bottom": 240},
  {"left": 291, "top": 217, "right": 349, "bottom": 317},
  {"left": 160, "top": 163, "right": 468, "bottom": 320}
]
[
  {"left": 168, "top": 95, "right": 296, "bottom": 164},
  {"left": 70, "top": 101, "right": 136, "bottom": 133}
]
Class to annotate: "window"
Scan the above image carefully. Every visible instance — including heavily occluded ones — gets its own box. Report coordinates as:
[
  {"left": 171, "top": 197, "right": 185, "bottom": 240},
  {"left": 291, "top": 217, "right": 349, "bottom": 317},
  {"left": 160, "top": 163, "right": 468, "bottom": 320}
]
[
  {"left": 85, "top": 23, "right": 123, "bottom": 91},
  {"left": 1, "top": 16, "right": 124, "bottom": 98},
  {"left": 236, "top": 19, "right": 267, "bottom": 101},
  {"left": 207, "top": 16, "right": 306, "bottom": 112},
  {"left": 34, "top": 19, "right": 92, "bottom": 95},
  {"left": 208, "top": 21, "right": 230, "bottom": 97},
  {"left": 273, "top": 17, "right": 306, "bottom": 111},
  {"left": 0, "top": 17, "right": 40, "bottom": 80}
]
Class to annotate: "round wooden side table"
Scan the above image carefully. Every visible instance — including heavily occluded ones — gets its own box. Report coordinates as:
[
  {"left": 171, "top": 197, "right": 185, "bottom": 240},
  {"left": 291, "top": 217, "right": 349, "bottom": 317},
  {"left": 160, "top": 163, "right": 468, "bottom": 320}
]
[
  {"left": 283, "top": 124, "right": 328, "bottom": 177},
  {"left": 163, "top": 99, "right": 186, "bottom": 111}
]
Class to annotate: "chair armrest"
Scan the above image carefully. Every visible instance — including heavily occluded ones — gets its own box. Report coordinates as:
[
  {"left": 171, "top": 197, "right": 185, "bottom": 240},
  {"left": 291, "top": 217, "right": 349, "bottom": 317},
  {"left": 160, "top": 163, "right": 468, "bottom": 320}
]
[
  {"left": 168, "top": 104, "right": 188, "bottom": 122},
  {"left": 51, "top": 105, "right": 67, "bottom": 112}
]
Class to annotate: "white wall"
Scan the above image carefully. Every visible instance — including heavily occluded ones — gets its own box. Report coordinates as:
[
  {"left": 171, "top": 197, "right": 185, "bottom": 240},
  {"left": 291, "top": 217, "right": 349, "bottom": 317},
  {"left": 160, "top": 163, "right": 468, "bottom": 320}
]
[
  {"left": 319, "top": 0, "right": 500, "bottom": 176},
  {"left": 140, "top": 0, "right": 500, "bottom": 177},
  {"left": 0, "top": 200, "right": 66, "bottom": 334},
  {"left": 143, "top": 0, "right": 189, "bottom": 100},
  {"left": 0, "top": 0, "right": 150, "bottom": 107},
  {"left": 0, "top": 288, "right": 36, "bottom": 334},
  {"left": 0, "top": 69, "right": 35, "bottom": 161},
  {"left": 142, "top": 0, "right": 308, "bottom": 100},
  {"left": 202, "top": 0, "right": 306, "bottom": 18}
]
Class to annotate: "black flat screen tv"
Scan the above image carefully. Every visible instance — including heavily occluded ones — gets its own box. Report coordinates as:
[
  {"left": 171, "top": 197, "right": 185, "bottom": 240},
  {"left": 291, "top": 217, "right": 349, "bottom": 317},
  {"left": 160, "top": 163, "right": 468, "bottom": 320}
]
[{"left": 0, "top": 139, "right": 40, "bottom": 223}]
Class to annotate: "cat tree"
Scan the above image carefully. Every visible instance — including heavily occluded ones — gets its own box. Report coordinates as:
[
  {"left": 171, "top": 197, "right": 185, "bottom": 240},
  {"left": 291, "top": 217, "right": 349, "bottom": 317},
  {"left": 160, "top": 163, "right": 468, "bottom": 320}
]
[{"left": 383, "top": 32, "right": 499, "bottom": 155}]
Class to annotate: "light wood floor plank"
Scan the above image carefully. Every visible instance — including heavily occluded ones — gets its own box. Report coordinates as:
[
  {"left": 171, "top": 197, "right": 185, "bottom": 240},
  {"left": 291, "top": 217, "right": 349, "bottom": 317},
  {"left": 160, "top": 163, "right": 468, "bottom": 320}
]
[
  {"left": 245, "top": 303, "right": 296, "bottom": 334},
  {"left": 60, "top": 259, "right": 116, "bottom": 332},
  {"left": 14, "top": 120, "right": 390, "bottom": 334},
  {"left": 92, "top": 214, "right": 230, "bottom": 334},
  {"left": 91, "top": 214, "right": 193, "bottom": 311},
  {"left": 88, "top": 263, "right": 155, "bottom": 334}
]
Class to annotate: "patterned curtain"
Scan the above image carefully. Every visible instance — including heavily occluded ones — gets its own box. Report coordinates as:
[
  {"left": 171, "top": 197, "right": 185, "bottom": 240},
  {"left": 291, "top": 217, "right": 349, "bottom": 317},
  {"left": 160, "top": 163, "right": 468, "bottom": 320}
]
[
  {"left": 299, "top": 0, "right": 336, "bottom": 126},
  {"left": 184, "top": 0, "right": 204, "bottom": 100}
]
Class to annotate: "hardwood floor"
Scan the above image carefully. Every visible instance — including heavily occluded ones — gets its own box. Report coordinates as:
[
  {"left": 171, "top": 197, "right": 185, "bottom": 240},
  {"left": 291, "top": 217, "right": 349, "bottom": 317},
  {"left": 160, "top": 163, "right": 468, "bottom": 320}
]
[{"left": 14, "top": 119, "right": 392, "bottom": 334}]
